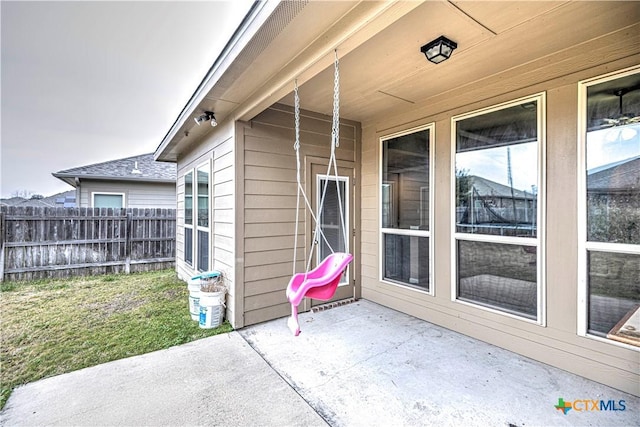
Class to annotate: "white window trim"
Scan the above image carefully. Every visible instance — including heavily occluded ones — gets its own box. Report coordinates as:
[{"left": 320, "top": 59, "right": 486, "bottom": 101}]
[
  {"left": 196, "top": 161, "right": 212, "bottom": 272},
  {"left": 577, "top": 65, "right": 640, "bottom": 349},
  {"left": 184, "top": 169, "right": 195, "bottom": 267},
  {"left": 316, "top": 174, "right": 350, "bottom": 255},
  {"left": 379, "top": 123, "right": 435, "bottom": 295},
  {"left": 316, "top": 174, "right": 350, "bottom": 285},
  {"left": 450, "top": 93, "right": 547, "bottom": 325},
  {"left": 91, "top": 191, "right": 125, "bottom": 208}
]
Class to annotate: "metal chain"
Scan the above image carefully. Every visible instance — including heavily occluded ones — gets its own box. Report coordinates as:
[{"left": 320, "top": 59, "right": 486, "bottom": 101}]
[
  {"left": 294, "top": 80, "right": 300, "bottom": 150},
  {"left": 331, "top": 49, "right": 348, "bottom": 251},
  {"left": 331, "top": 50, "right": 340, "bottom": 148}
]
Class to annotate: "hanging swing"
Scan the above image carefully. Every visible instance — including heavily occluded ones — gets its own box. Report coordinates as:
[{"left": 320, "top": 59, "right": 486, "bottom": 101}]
[{"left": 285, "top": 50, "right": 353, "bottom": 336}]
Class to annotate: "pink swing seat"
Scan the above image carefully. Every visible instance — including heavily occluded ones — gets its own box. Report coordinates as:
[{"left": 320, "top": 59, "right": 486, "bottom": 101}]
[{"left": 286, "top": 252, "right": 353, "bottom": 336}]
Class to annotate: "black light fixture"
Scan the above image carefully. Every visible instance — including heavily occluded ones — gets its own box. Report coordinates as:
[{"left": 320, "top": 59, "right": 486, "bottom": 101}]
[
  {"left": 420, "top": 35, "right": 457, "bottom": 64},
  {"left": 194, "top": 111, "right": 217, "bottom": 127}
]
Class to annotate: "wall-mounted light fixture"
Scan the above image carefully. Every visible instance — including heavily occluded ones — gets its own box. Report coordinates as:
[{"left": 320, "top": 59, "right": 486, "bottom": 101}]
[
  {"left": 420, "top": 35, "right": 457, "bottom": 64},
  {"left": 194, "top": 111, "right": 217, "bottom": 127}
]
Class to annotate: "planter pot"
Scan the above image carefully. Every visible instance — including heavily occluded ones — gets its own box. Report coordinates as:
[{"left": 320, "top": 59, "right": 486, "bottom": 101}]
[
  {"left": 188, "top": 270, "right": 221, "bottom": 322},
  {"left": 199, "top": 290, "right": 226, "bottom": 329},
  {"left": 187, "top": 279, "right": 201, "bottom": 321}
]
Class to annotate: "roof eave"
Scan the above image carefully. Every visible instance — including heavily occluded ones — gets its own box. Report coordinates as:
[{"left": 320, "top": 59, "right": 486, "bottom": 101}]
[
  {"left": 154, "top": 0, "right": 278, "bottom": 163},
  {"left": 51, "top": 173, "right": 77, "bottom": 188},
  {"left": 52, "top": 173, "right": 176, "bottom": 185}
]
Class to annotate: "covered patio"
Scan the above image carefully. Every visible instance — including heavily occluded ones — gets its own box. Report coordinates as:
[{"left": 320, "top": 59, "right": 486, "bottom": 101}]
[
  {"left": 157, "top": 0, "right": 639, "bottom": 397},
  {"left": 3, "top": 301, "right": 638, "bottom": 425},
  {"left": 241, "top": 300, "right": 639, "bottom": 426}
]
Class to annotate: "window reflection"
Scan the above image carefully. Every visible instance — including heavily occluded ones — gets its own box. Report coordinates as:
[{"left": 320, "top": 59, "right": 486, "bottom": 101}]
[
  {"left": 184, "top": 171, "right": 194, "bottom": 265},
  {"left": 197, "top": 169, "right": 209, "bottom": 228},
  {"left": 318, "top": 177, "right": 349, "bottom": 285},
  {"left": 382, "top": 130, "right": 430, "bottom": 231},
  {"left": 384, "top": 234, "right": 429, "bottom": 290},
  {"left": 196, "top": 166, "right": 209, "bottom": 271},
  {"left": 457, "top": 240, "right": 537, "bottom": 319},
  {"left": 583, "top": 71, "right": 640, "bottom": 345},
  {"left": 456, "top": 103, "right": 538, "bottom": 237},
  {"left": 588, "top": 251, "right": 640, "bottom": 336},
  {"left": 454, "top": 97, "right": 542, "bottom": 321},
  {"left": 185, "top": 172, "right": 193, "bottom": 226},
  {"left": 586, "top": 124, "right": 640, "bottom": 245},
  {"left": 381, "top": 127, "right": 431, "bottom": 292}
]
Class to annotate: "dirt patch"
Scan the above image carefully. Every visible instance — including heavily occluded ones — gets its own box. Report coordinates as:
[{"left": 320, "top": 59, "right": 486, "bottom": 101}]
[{"left": 83, "top": 294, "right": 147, "bottom": 316}]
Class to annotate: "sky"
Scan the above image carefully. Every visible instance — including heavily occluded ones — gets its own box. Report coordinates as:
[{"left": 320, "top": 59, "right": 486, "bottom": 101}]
[
  {"left": 1, "top": 0, "right": 253, "bottom": 199},
  {"left": 457, "top": 143, "right": 539, "bottom": 193}
]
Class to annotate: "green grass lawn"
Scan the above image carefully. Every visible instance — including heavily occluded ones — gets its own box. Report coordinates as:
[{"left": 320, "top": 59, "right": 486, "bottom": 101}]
[{"left": 0, "top": 269, "right": 232, "bottom": 410}]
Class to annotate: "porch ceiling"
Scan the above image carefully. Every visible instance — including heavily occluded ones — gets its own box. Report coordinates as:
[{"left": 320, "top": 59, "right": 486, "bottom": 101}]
[
  {"left": 156, "top": 0, "right": 640, "bottom": 161},
  {"left": 278, "top": 0, "right": 640, "bottom": 126}
]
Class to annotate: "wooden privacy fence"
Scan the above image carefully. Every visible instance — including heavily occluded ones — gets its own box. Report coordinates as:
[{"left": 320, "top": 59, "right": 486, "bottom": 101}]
[{"left": 0, "top": 207, "right": 176, "bottom": 281}]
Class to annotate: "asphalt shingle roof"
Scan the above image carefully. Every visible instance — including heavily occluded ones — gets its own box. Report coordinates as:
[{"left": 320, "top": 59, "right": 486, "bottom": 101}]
[
  {"left": 468, "top": 175, "right": 533, "bottom": 199},
  {"left": 53, "top": 153, "right": 176, "bottom": 183}
]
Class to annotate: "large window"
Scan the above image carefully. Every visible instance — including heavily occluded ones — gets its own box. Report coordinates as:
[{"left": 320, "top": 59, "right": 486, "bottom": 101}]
[
  {"left": 380, "top": 125, "right": 433, "bottom": 293},
  {"left": 579, "top": 68, "right": 640, "bottom": 346},
  {"left": 184, "top": 171, "right": 194, "bottom": 265},
  {"left": 453, "top": 94, "right": 545, "bottom": 322},
  {"left": 196, "top": 163, "right": 210, "bottom": 272},
  {"left": 92, "top": 192, "right": 124, "bottom": 208}
]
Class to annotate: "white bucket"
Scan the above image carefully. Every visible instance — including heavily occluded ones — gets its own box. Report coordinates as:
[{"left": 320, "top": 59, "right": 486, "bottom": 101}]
[
  {"left": 187, "top": 278, "right": 201, "bottom": 321},
  {"left": 199, "top": 291, "right": 225, "bottom": 329}
]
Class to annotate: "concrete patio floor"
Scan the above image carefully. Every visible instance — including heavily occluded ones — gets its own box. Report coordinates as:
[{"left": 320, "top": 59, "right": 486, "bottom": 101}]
[
  {"left": 240, "top": 300, "right": 639, "bottom": 427},
  {"left": 2, "top": 299, "right": 638, "bottom": 426}
]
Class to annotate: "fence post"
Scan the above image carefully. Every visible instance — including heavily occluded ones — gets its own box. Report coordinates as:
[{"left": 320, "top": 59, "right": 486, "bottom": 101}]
[
  {"left": 125, "top": 211, "right": 132, "bottom": 274},
  {"left": 0, "top": 211, "right": 5, "bottom": 282}
]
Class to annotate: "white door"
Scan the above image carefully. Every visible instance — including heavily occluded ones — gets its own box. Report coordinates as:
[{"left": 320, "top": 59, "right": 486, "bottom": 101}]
[{"left": 310, "top": 162, "right": 355, "bottom": 305}]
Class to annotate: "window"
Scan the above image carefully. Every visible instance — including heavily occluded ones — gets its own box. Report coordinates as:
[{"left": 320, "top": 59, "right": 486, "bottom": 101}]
[
  {"left": 92, "top": 192, "right": 124, "bottom": 208},
  {"left": 196, "top": 163, "right": 210, "bottom": 272},
  {"left": 578, "top": 68, "right": 640, "bottom": 345},
  {"left": 380, "top": 125, "right": 433, "bottom": 293},
  {"left": 184, "top": 171, "right": 194, "bottom": 265},
  {"left": 452, "top": 94, "right": 545, "bottom": 322},
  {"left": 317, "top": 175, "right": 349, "bottom": 284}
]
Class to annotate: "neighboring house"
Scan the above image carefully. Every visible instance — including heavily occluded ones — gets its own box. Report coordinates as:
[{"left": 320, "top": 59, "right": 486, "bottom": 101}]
[
  {"left": 456, "top": 175, "right": 537, "bottom": 236},
  {"left": 53, "top": 153, "right": 176, "bottom": 208},
  {"left": 0, "top": 191, "right": 76, "bottom": 208},
  {"left": 154, "top": 2, "right": 640, "bottom": 395},
  {"left": 0, "top": 197, "right": 29, "bottom": 207},
  {"left": 51, "top": 190, "right": 77, "bottom": 207},
  {"left": 588, "top": 156, "right": 640, "bottom": 194}
]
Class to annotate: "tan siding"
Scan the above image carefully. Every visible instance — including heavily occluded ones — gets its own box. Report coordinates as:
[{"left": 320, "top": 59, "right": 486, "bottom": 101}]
[
  {"left": 245, "top": 248, "right": 303, "bottom": 267},
  {"left": 245, "top": 276, "right": 291, "bottom": 297},
  {"left": 245, "top": 165, "right": 293, "bottom": 182},
  {"left": 242, "top": 104, "right": 360, "bottom": 325},
  {"left": 174, "top": 120, "right": 238, "bottom": 326},
  {"left": 78, "top": 180, "right": 175, "bottom": 208},
  {"left": 245, "top": 208, "right": 298, "bottom": 223},
  {"left": 244, "top": 303, "right": 290, "bottom": 327},
  {"left": 245, "top": 180, "right": 297, "bottom": 195},
  {"left": 245, "top": 222, "right": 303, "bottom": 239},
  {"left": 360, "top": 61, "right": 640, "bottom": 395}
]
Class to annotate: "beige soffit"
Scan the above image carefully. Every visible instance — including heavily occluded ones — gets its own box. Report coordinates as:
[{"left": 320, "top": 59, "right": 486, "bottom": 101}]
[
  {"left": 155, "top": 0, "right": 423, "bottom": 162},
  {"left": 156, "top": 0, "right": 640, "bottom": 161}
]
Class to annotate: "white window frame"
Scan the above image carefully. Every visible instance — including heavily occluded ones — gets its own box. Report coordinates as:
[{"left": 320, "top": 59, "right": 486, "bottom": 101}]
[
  {"left": 184, "top": 170, "right": 195, "bottom": 267},
  {"left": 91, "top": 192, "right": 125, "bottom": 208},
  {"left": 450, "top": 93, "right": 547, "bottom": 325},
  {"left": 379, "top": 123, "right": 435, "bottom": 295},
  {"left": 196, "top": 161, "right": 211, "bottom": 272},
  {"left": 577, "top": 65, "right": 640, "bottom": 349},
  {"left": 316, "top": 174, "right": 350, "bottom": 285}
]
